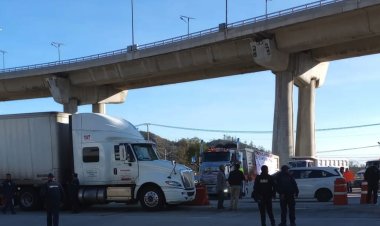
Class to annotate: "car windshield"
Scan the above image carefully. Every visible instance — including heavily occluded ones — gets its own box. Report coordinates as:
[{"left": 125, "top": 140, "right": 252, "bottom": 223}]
[
  {"left": 132, "top": 143, "right": 159, "bottom": 161},
  {"left": 203, "top": 152, "right": 231, "bottom": 162}
]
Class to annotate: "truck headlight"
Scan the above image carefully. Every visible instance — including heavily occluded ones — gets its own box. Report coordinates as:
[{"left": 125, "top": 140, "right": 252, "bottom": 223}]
[{"left": 165, "top": 180, "right": 182, "bottom": 187}]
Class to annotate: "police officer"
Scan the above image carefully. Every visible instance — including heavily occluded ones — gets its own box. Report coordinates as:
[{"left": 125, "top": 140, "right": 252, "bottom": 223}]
[
  {"left": 69, "top": 173, "right": 80, "bottom": 213},
  {"left": 41, "top": 173, "right": 64, "bottom": 226},
  {"left": 253, "top": 165, "right": 276, "bottom": 226},
  {"left": 216, "top": 165, "right": 227, "bottom": 210},
  {"left": 2, "top": 173, "right": 16, "bottom": 214},
  {"left": 276, "top": 165, "right": 299, "bottom": 226},
  {"left": 364, "top": 165, "right": 380, "bottom": 204}
]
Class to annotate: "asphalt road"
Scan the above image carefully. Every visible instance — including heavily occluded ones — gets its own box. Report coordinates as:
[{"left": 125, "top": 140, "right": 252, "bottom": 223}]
[{"left": 1, "top": 191, "right": 379, "bottom": 226}]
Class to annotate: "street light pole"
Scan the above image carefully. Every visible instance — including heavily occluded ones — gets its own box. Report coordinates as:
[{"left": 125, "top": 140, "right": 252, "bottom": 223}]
[
  {"left": 0, "top": 50, "right": 6, "bottom": 69},
  {"left": 51, "top": 42, "right": 63, "bottom": 62},
  {"left": 265, "top": 0, "right": 272, "bottom": 16},
  {"left": 131, "top": 0, "right": 135, "bottom": 46},
  {"left": 225, "top": 0, "right": 228, "bottom": 26},
  {"left": 180, "top": 15, "right": 195, "bottom": 36}
]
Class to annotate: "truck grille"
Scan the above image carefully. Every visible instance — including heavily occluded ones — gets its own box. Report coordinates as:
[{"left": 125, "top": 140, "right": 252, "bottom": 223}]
[{"left": 181, "top": 170, "right": 195, "bottom": 189}]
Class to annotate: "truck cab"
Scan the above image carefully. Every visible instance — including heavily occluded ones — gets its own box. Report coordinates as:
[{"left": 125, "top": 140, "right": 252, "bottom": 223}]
[{"left": 72, "top": 113, "right": 196, "bottom": 210}]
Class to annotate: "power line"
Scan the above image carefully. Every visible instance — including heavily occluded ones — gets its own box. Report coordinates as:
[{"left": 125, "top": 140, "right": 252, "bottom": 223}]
[
  {"left": 134, "top": 123, "right": 271, "bottom": 134},
  {"left": 135, "top": 122, "right": 380, "bottom": 134},
  {"left": 318, "top": 145, "right": 380, "bottom": 153}
]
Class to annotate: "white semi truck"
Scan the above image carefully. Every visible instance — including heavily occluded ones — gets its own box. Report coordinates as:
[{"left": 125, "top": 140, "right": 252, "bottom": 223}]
[{"left": 0, "top": 112, "right": 195, "bottom": 211}]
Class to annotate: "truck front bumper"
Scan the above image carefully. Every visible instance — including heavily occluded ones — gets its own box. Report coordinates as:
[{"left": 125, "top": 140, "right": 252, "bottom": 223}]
[{"left": 162, "top": 187, "right": 196, "bottom": 204}]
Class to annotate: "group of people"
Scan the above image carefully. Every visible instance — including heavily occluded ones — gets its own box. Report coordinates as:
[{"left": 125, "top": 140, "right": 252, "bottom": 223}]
[
  {"left": 1, "top": 172, "right": 80, "bottom": 226},
  {"left": 216, "top": 164, "right": 298, "bottom": 226}
]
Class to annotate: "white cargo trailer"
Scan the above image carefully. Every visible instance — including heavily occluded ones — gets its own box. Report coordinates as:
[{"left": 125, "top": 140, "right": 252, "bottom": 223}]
[{"left": 0, "top": 112, "right": 195, "bottom": 210}]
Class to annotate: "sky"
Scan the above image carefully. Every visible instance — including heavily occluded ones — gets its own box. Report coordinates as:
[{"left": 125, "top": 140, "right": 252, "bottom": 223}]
[{"left": 0, "top": 0, "right": 379, "bottom": 165}]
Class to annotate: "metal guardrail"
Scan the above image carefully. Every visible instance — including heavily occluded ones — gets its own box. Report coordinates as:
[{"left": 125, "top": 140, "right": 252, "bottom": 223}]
[{"left": 0, "top": 0, "right": 346, "bottom": 74}]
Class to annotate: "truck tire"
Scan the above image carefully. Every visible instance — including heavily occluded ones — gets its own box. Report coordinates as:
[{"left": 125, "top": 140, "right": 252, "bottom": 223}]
[
  {"left": 19, "top": 188, "right": 40, "bottom": 210},
  {"left": 315, "top": 188, "right": 332, "bottom": 202},
  {"left": 139, "top": 186, "right": 165, "bottom": 211}
]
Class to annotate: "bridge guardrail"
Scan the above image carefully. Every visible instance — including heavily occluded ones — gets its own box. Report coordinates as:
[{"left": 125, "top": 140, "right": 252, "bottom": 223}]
[{"left": 0, "top": 0, "right": 346, "bottom": 74}]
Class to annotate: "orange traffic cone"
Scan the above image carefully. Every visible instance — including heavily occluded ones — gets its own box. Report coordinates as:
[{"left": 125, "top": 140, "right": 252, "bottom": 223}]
[
  {"left": 188, "top": 184, "right": 209, "bottom": 205},
  {"left": 360, "top": 181, "right": 373, "bottom": 204},
  {"left": 333, "top": 178, "right": 347, "bottom": 205}
]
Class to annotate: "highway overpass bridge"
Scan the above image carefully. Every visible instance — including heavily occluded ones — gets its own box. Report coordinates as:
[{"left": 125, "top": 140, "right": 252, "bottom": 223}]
[{"left": 1, "top": 0, "right": 380, "bottom": 164}]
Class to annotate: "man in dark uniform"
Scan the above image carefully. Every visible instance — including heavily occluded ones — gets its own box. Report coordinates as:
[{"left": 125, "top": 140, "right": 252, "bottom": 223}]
[
  {"left": 41, "top": 173, "right": 64, "bottom": 226},
  {"left": 253, "top": 165, "right": 276, "bottom": 226},
  {"left": 364, "top": 165, "right": 380, "bottom": 204},
  {"left": 69, "top": 173, "right": 80, "bottom": 213},
  {"left": 216, "top": 165, "right": 227, "bottom": 210},
  {"left": 276, "top": 165, "right": 299, "bottom": 226},
  {"left": 2, "top": 173, "right": 16, "bottom": 214}
]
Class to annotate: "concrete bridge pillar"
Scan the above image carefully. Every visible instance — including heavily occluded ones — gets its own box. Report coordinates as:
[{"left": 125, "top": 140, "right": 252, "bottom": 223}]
[
  {"left": 63, "top": 99, "right": 78, "bottom": 114},
  {"left": 46, "top": 76, "right": 127, "bottom": 114},
  {"left": 251, "top": 39, "right": 329, "bottom": 166},
  {"left": 272, "top": 70, "right": 295, "bottom": 166},
  {"left": 92, "top": 103, "right": 106, "bottom": 114},
  {"left": 294, "top": 54, "right": 329, "bottom": 157}
]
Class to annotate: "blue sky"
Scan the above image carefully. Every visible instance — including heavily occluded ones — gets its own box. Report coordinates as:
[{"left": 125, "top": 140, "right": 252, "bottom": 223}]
[{"left": 0, "top": 0, "right": 379, "bottom": 164}]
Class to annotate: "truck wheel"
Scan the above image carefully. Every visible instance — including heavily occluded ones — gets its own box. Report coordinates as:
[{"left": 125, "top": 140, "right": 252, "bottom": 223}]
[
  {"left": 19, "top": 188, "right": 40, "bottom": 210},
  {"left": 315, "top": 188, "right": 332, "bottom": 202},
  {"left": 139, "top": 186, "right": 164, "bottom": 211}
]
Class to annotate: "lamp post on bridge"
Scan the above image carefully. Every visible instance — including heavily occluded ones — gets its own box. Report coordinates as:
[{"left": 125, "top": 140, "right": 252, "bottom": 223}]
[
  {"left": 131, "top": 0, "right": 135, "bottom": 46},
  {"left": 265, "top": 0, "right": 272, "bottom": 16},
  {"left": 51, "top": 42, "right": 63, "bottom": 62},
  {"left": 180, "top": 15, "right": 195, "bottom": 36},
  {"left": 0, "top": 50, "right": 6, "bottom": 69}
]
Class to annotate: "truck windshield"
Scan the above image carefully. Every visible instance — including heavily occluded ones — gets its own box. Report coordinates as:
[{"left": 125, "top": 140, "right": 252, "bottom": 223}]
[
  {"left": 132, "top": 144, "right": 159, "bottom": 161},
  {"left": 203, "top": 152, "right": 230, "bottom": 162}
]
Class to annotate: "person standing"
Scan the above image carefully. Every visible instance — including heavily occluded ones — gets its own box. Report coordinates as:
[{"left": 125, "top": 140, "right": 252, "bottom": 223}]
[
  {"left": 216, "top": 165, "right": 227, "bottom": 210},
  {"left": 364, "top": 165, "right": 380, "bottom": 204},
  {"left": 69, "top": 173, "right": 80, "bottom": 213},
  {"left": 253, "top": 165, "right": 276, "bottom": 226},
  {"left": 343, "top": 168, "right": 354, "bottom": 193},
  {"left": 276, "top": 165, "right": 299, "bottom": 226},
  {"left": 227, "top": 163, "right": 245, "bottom": 210},
  {"left": 2, "top": 173, "right": 16, "bottom": 214},
  {"left": 41, "top": 173, "right": 64, "bottom": 226}
]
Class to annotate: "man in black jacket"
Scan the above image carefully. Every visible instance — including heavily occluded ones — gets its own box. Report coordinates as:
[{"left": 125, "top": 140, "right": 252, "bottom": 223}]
[
  {"left": 2, "top": 173, "right": 16, "bottom": 214},
  {"left": 227, "top": 163, "right": 245, "bottom": 210},
  {"left": 253, "top": 165, "right": 276, "bottom": 226},
  {"left": 276, "top": 165, "right": 299, "bottom": 226},
  {"left": 41, "top": 173, "right": 64, "bottom": 226},
  {"left": 364, "top": 165, "right": 380, "bottom": 204}
]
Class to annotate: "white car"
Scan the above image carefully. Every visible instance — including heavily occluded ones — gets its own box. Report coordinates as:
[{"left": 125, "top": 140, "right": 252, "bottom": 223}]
[{"left": 279, "top": 167, "right": 343, "bottom": 202}]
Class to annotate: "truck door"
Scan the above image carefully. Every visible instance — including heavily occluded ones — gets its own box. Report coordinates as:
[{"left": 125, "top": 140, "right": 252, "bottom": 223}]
[
  {"left": 112, "top": 144, "right": 139, "bottom": 184},
  {"left": 81, "top": 145, "right": 103, "bottom": 184}
]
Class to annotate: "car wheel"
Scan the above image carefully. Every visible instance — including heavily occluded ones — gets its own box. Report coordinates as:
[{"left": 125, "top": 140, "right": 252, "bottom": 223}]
[
  {"left": 139, "top": 186, "right": 165, "bottom": 211},
  {"left": 315, "top": 188, "right": 332, "bottom": 202}
]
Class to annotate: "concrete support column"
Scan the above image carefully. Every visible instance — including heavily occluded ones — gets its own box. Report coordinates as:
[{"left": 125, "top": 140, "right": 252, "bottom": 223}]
[
  {"left": 63, "top": 98, "right": 78, "bottom": 114},
  {"left": 92, "top": 103, "right": 106, "bottom": 114},
  {"left": 272, "top": 71, "right": 294, "bottom": 166},
  {"left": 295, "top": 79, "right": 316, "bottom": 157},
  {"left": 46, "top": 76, "right": 127, "bottom": 114}
]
